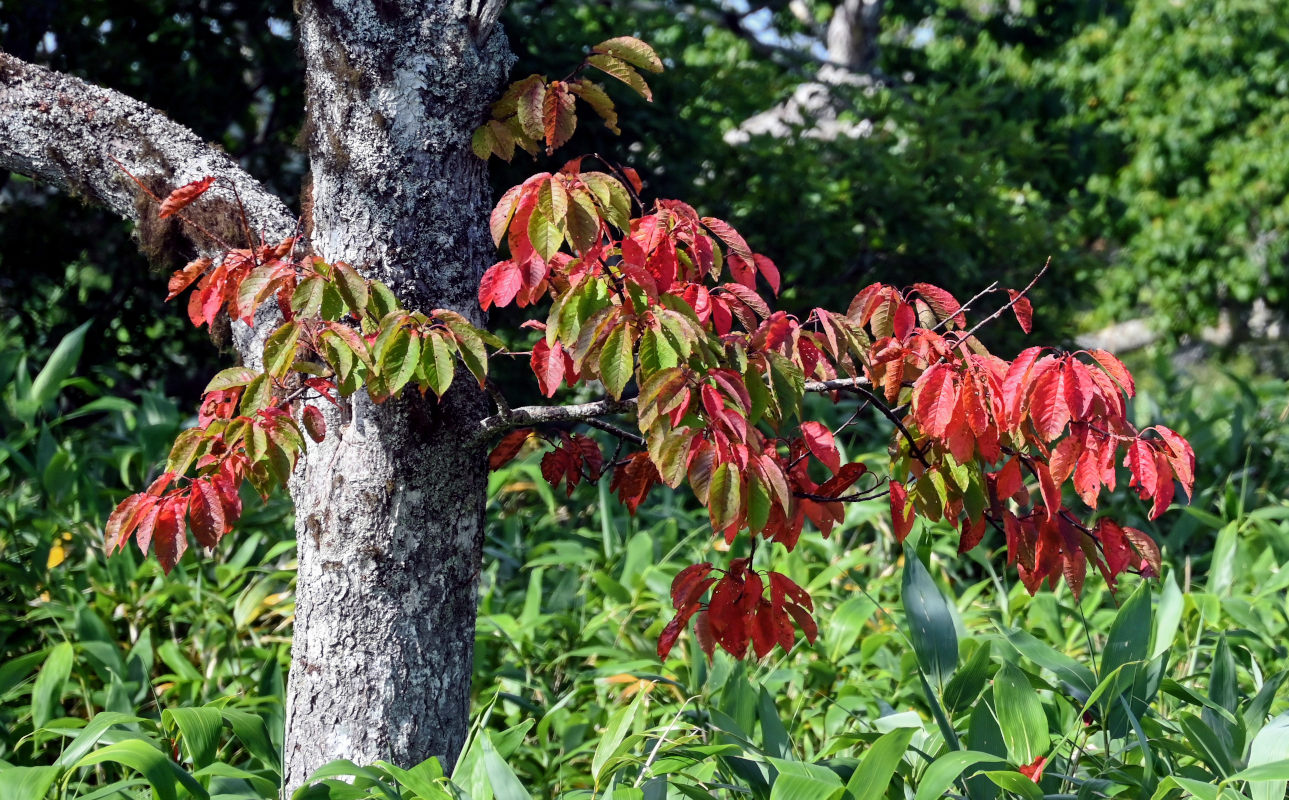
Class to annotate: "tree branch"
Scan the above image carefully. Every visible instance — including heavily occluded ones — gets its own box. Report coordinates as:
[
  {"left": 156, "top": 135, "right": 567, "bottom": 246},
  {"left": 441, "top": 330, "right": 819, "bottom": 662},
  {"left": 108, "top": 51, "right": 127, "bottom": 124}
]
[
  {"left": 476, "top": 376, "right": 879, "bottom": 445},
  {"left": 0, "top": 51, "right": 297, "bottom": 361}
]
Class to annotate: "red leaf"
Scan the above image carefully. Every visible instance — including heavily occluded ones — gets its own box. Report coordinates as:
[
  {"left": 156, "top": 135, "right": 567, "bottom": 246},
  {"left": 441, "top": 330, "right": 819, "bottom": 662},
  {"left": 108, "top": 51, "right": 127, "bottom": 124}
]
[
  {"left": 1124, "top": 439, "right": 1158, "bottom": 501},
  {"left": 1007, "top": 290, "right": 1034, "bottom": 334},
  {"left": 622, "top": 166, "right": 644, "bottom": 194},
  {"left": 1097, "top": 518, "right": 1132, "bottom": 579},
  {"left": 799, "top": 421, "right": 841, "bottom": 474},
  {"left": 152, "top": 495, "right": 187, "bottom": 573},
  {"left": 995, "top": 458, "right": 1027, "bottom": 504},
  {"left": 1123, "top": 526, "right": 1162, "bottom": 577},
  {"left": 816, "top": 462, "right": 868, "bottom": 498},
  {"left": 727, "top": 253, "right": 756, "bottom": 290},
  {"left": 769, "top": 571, "right": 813, "bottom": 611},
  {"left": 105, "top": 493, "right": 147, "bottom": 554},
  {"left": 784, "top": 602, "right": 818, "bottom": 644},
  {"left": 913, "top": 283, "right": 966, "bottom": 327},
  {"left": 701, "top": 217, "right": 752, "bottom": 260},
  {"left": 1087, "top": 348, "right": 1135, "bottom": 397},
  {"left": 1048, "top": 435, "right": 1084, "bottom": 486},
  {"left": 754, "top": 254, "right": 781, "bottom": 295},
  {"left": 657, "top": 616, "right": 685, "bottom": 659},
  {"left": 1153, "top": 425, "right": 1196, "bottom": 501},
  {"left": 488, "top": 429, "right": 531, "bottom": 470},
  {"left": 671, "top": 563, "right": 715, "bottom": 609},
  {"left": 542, "top": 80, "right": 577, "bottom": 150},
  {"left": 1019, "top": 756, "right": 1047, "bottom": 783},
  {"left": 610, "top": 452, "right": 660, "bottom": 514},
  {"left": 1150, "top": 449, "right": 1175, "bottom": 520},
  {"left": 530, "top": 338, "right": 566, "bottom": 398},
  {"left": 914, "top": 363, "right": 957, "bottom": 438},
  {"left": 302, "top": 405, "right": 327, "bottom": 443},
  {"left": 1073, "top": 449, "right": 1102, "bottom": 508},
  {"left": 750, "top": 599, "right": 779, "bottom": 659},
  {"left": 188, "top": 480, "right": 225, "bottom": 548},
  {"left": 1002, "top": 347, "right": 1044, "bottom": 427},
  {"left": 479, "top": 260, "right": 523, "bottom": 311},
  {"left": 1030, "top": 362, "right": 1070, "bottom": 442},
  {"left": 158, "top": 176, "right": 215, "bottom": 218},
  {"left": 958, "top": 515, "right": 987, "bottom": 554},
  {"left": 167, "top": 258, "right": 211, "bottom": 301},
  {"left": 1034, "top": 461, "right": 1062, "bottom": 520},
  {"left": 889, "top": 480, "right": 915, "bottom": 542},
  {"left": 892, "top": 302, "right": 916, "bottom": 340}
]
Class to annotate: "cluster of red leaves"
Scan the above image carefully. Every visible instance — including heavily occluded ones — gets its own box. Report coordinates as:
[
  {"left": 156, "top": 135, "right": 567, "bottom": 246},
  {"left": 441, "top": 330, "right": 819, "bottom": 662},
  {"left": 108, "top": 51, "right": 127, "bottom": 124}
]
[
  {"left": 110, "top": 178, "right": 500, "bottom": 571},
  {"left": 481, "top": 135, "right": 1195, "bottom": 659},
  {"left": 658, "top": 560, "right": 816, "bottom": 660},
  {"left": 120, "top": 39, "right": 1198, "bottom": 666}
]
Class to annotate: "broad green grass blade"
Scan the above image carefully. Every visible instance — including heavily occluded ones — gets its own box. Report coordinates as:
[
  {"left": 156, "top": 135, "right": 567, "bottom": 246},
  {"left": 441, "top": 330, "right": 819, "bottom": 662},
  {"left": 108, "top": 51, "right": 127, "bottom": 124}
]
[
  {"left": 901, "top": 545, "right": 958, "bottom": 691},
  {"left": 31, "top": 641, "right": 73, "bottom": 729},
  {"left": 912, "top": 750, "right": 1004, "bottom": 800},
  {"left": 846, "top": 726, "right": 914, "bottom": 800}
]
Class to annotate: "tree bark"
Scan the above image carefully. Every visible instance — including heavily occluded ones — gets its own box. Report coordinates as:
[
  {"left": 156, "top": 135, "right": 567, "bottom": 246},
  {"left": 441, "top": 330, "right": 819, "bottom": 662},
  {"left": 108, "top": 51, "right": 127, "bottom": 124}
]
[
  {"left": 283, "top": 1, "right": 510, "bottom": 791},
  {"left": 2, "top": 0, "right": 513, "bottom": 791}
]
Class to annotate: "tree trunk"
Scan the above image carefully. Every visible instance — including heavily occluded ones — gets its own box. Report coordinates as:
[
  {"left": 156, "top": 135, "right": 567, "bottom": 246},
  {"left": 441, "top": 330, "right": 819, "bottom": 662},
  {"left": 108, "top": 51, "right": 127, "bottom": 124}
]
[
  {"left": 283, "top": 0, "right": 510, "bottom": 791},
  {"left": 1, "top": 0, "right": 511, "bottom": 790}
]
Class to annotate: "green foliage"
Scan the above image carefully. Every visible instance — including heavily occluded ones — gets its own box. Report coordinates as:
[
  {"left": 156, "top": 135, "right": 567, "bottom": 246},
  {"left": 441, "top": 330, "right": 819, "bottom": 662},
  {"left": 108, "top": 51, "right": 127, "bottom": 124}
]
[{"left": 2, "top": 318, "right": 1289, "bottom": 798}]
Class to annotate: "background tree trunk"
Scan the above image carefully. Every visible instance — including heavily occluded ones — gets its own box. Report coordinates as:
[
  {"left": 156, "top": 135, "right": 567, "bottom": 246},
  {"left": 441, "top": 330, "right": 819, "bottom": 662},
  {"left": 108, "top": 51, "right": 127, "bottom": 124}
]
[{"left": 283, "top": 1, "right": 510, "bottom": 791}]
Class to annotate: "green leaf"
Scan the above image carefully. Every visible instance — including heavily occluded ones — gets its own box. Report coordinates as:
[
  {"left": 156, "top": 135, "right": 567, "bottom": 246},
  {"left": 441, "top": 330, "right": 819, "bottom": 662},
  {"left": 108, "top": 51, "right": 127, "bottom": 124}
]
[
  {"left": 70, "top": 739, "right": 210, "bottom": 800},
  {"left": 527, "top": 206, "right": 564, "bottom": 263},
  {"left": 28, "top": 320, "right": 91, "bottom": 414},
  {"left": 598, "top": 323, "right": 635, "bottom": 400},
  {"left": 994, "top": 663, "right": 1049, "bottom": 764},
  {"left": 901, "top": 545, "right": 959, "bottom": 691},
  {"left": 333, "top": 262, "right": 369, "bottom": 317},
  {"left": 419, "top": 330, "right": 456, "bottom": 398},
  {"left": 943, "top": 640, "right": 993, "bottom": 715},
  {"left": 758, "top": 687, "right": 791, "bottom": 759},
  {"left": 291, "top": 275, "right": 327, "bottom": 318},
  {"left": 979, "top": 770, "right": 1043, "bottom": 800},
  {"left": 219, "top": 708, "right": 280, "bottom": 775},
  {"left": 204, "top": 366, "right": 260, "bottom": 393},
  {"left": 767, "top": 758, "right": 845, "bottom": 800},
  {"left": 163, "top": 706, "right": 223, "bottom": 769},
  {"left": 707, "top": 462, "right": 742, "bottom": 532},
  {"left": 0, "top": 766, "right": 61, "bottom": 800},
  {"left": 912, "top": 750, "right": 1005, "bottom": 800},
  {"left": 372, "top": 758, "right": 448, "bottom": 800},
  {"left": 846, "top": 727, "right": 915, "bottom": 800},
  {"left": 0, "top": 651, "right": 49, "bottom": 700},
  {"left": 586, "top": 54, "right": 652, "bottom": 101},
  {"left": 54, "top": 712, "right": 146, "bottom": 769},
  {"left": 639, "top": 327, "right": 679, "bottom": 372},
  {"left": 32, "top": 641, "right": 73, "bottom": 729},
  {"left": 1245, "top": 712, "right": 1289, "bottom": 800},
  {"left": 1000, "top": 627, "right": 1097, "bottom": 701},
  {"left": 593, "top": 36, "right": 664, "bottom": 73},
  {"left": 592, "top": 692, "right": 644, "bottom": 786},
  {"left": 516, "top": 77, "right": 546, "bottom": 141},
  {"left": 379, "top": 328, "right": 421, "bottom": 397},
  {"left": 262, "top": 321, "right": 303, "bottom": 381},
  {"left": 164, "top": 428, "right": 206, "bottom": 478},
  {"left": 481, "top": 731, "right": 533, "bottom": 800}
]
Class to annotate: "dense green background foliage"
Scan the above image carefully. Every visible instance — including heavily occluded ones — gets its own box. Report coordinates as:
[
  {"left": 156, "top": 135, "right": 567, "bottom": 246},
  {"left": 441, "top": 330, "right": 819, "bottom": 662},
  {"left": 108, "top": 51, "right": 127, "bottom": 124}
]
[{"left": 2, "top": 0, "right": 1288, "bottom": 797}]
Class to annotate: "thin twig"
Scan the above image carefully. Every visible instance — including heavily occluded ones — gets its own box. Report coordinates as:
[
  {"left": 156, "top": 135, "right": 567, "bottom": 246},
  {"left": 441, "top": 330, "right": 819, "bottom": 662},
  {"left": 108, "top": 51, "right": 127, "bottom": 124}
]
[{"left": 959, "top": 258, "right": 1050, "bottom": 344}]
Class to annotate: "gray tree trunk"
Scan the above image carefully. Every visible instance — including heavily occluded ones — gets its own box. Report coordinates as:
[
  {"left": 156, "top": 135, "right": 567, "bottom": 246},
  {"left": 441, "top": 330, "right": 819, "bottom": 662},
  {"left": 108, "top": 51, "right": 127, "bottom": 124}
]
[
  {"left": 1, "top": 0, "right": 513, "bottom": 793},
  {"left": 283, "top": 0, "right": 510, "bottom": 790}
]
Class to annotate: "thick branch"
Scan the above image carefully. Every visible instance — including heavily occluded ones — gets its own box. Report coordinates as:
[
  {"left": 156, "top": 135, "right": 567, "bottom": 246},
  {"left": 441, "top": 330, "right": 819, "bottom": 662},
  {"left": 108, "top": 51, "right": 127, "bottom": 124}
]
[
  {"left": 0, "top": 51, "right": 296, "bottom": 361},
  {"left": 0, "top": 52, "right": 294, "bottom": 238},
  {"left": 476, "top": 376, "right": 877, "bottom": 444}
]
